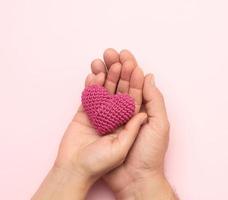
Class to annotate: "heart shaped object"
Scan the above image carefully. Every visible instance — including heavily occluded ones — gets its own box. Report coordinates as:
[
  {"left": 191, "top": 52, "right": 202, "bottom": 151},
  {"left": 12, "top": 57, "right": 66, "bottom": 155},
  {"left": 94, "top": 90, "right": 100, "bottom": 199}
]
[{"left": 81, "top": 85, "right": 135, "bottom": 135}]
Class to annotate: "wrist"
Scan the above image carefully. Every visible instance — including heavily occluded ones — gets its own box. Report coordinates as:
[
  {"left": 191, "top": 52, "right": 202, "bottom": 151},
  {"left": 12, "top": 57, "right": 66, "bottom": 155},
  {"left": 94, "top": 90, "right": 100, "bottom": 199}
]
[
  {"left": 115, "top": 172, "right": 177, "bottom": 200},
  {"left": 51, "top": 164, "right": 95, "bottom": 193},
  {"left": 32, "top": 165, "right": 95, "bottom": 200}
]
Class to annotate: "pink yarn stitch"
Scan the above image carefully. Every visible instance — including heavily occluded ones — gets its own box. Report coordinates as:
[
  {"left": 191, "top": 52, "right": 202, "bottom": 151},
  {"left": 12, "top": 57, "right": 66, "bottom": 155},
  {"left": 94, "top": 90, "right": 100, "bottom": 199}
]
[{"left": 81, "top": 85, "right": 135, "bottom": 135}]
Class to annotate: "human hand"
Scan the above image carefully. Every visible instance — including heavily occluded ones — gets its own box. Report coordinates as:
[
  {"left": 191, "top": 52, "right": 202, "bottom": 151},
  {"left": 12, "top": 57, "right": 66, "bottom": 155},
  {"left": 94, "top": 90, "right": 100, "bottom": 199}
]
[
  {"left": 91, "top": 48, "right": 177, "bottom": 199},
  {"left": 55, "top": 74, "right": 147, "bottom": 182},
  {"left": 32, "top": 56, "right": 147, "bottom": 200}
]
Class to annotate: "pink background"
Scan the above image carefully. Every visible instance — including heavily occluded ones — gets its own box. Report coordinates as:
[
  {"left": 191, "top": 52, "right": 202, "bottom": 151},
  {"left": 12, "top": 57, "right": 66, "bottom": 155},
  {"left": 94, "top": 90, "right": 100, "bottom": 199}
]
[{"left": 0, "top": 0, "right": 228, "bottom": 199}]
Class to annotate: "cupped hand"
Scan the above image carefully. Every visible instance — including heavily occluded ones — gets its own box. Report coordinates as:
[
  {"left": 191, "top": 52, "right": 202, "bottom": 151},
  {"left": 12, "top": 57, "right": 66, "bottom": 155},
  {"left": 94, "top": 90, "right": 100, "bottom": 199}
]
[
  {"left": 32, "top": 48, "right": 175, "bottom": 200},
  {"left": 91, "top": 49, "right": 171, "bottom": 198},
  {"left": 54, "top": 67, "right": 147, "bottom": 186}
]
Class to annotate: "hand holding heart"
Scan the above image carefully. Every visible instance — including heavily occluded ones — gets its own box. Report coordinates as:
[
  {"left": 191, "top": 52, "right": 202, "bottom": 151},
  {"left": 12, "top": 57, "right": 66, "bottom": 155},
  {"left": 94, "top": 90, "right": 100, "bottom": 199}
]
[
  {"left": 54, "top": 49, "right": 169, "bottom": 192},
  {"left": 55, "top": 80, "right": 147, "bottom": 186},
  {"left": 33, "top": 49, "right": 175, "bottom": 200},
  {"left": 82, "top": 85, "right": 135, "bottom": 135}
]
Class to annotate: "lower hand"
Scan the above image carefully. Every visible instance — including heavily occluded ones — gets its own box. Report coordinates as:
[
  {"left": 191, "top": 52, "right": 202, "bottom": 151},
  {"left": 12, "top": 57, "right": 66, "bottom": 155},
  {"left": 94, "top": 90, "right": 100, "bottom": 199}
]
[{"left": 90, "top": 49, "right": 177, "bottom": 199}]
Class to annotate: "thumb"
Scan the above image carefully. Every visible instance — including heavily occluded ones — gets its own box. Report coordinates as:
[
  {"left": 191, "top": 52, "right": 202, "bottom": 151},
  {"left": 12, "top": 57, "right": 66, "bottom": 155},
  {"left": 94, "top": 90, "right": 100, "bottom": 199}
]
[
  {"left": 118, "top": 112, "right": 147, "bottom": 153},
  {"left": 143, "top": 74, "right": 168, "bottom": 121}
]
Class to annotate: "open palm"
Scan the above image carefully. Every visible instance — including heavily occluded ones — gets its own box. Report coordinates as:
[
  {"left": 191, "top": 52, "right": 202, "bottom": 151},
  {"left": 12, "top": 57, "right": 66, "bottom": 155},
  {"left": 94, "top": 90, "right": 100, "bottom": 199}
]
[
  {"left": 90, "top": 49, "right": 170, "bottom": 195},
  {"left": 55, "top": 67, "right": 147, "bottom": 181}
]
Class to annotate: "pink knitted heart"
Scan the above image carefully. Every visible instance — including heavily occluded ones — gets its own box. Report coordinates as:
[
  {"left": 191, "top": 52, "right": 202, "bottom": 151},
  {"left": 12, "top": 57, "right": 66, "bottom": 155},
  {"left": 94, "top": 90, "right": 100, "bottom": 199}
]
[{"left": 81, "top": 85, "right": 135, "bottom": 135}]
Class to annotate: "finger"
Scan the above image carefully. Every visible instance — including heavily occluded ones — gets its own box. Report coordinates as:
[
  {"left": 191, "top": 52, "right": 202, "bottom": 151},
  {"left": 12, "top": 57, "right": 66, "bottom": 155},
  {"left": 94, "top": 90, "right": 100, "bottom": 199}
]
[
  {"left": 78, "top": 72, "right": 105, "bottom": 112},
  {"left": 85, "top": 72, "right": 106, "bottom": 87},
  {"left": 117, "top": 112, "right": 147, "bottom": 153},
  {"left": 143, "top": 74, "right": 168, "bottom": 122},
  {"left": 103, "top": 48, "right": 120, "bottom": 69},
  {"left": 104, "top": 62, "right": 122, "bottom": 94},
  {"left": 91, "top": 59, "right": 106, "bottom": 74},
  {"left": 128, "top": 67, "right": 144, "bottom": 114},
  {"left": 120, "top": 49, "right": 137, "bottom": 64},
  {"left": 116, "top": 60, "right": 136, "bottom": 93},
  {"left": 84, "top": 73, "right": 95, "bottom": 87}
]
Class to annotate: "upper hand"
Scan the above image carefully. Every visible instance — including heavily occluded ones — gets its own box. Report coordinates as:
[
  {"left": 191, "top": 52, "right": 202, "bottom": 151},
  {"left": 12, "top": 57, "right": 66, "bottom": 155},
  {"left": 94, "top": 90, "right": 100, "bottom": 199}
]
[{"left": 54, "top": 65, "right": 147, "bottom": 186}]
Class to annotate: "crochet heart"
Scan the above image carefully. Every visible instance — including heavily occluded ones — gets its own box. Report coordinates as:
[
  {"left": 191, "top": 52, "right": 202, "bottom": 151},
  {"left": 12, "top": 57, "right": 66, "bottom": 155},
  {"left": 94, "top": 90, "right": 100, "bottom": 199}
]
[{"left": 81, "top": 85, "right": 135, "bottom": 135}]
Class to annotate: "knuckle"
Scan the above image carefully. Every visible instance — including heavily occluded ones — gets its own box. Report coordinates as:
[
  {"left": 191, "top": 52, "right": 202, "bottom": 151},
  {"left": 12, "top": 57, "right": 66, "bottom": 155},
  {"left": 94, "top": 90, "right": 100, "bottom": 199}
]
[{"left": 110, "top": 63, "right": 121, "bottom": 74}]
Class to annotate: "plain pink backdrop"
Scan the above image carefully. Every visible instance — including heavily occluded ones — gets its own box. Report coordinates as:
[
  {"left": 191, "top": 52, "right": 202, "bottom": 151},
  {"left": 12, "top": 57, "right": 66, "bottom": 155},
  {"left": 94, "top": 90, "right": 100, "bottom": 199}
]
[{"left": 0, "top": 0, "right": 228, "bottom": 199}]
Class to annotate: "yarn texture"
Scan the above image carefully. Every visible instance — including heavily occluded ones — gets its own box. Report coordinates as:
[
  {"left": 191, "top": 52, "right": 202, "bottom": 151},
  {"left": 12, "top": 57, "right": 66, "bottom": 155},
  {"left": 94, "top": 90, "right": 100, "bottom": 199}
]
[{"left": 81, "top": 85, "right": 135, "bottom": 135}]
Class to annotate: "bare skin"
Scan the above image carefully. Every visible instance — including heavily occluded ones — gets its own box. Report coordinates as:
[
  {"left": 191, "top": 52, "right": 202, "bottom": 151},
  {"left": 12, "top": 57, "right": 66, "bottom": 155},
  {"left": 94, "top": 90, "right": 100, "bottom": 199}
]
[
  {"left": 32, "top": 49, "right": 177, "bottom": 200},
  {"left": 91, "top": 49, "right": 177, "bottom": 199}
]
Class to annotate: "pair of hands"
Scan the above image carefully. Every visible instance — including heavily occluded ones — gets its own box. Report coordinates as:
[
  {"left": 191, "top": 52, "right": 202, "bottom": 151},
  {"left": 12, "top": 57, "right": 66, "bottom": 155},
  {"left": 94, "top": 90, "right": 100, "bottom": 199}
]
[{"left": 32, "top": 49, "right": 176, "bottom": 200}]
